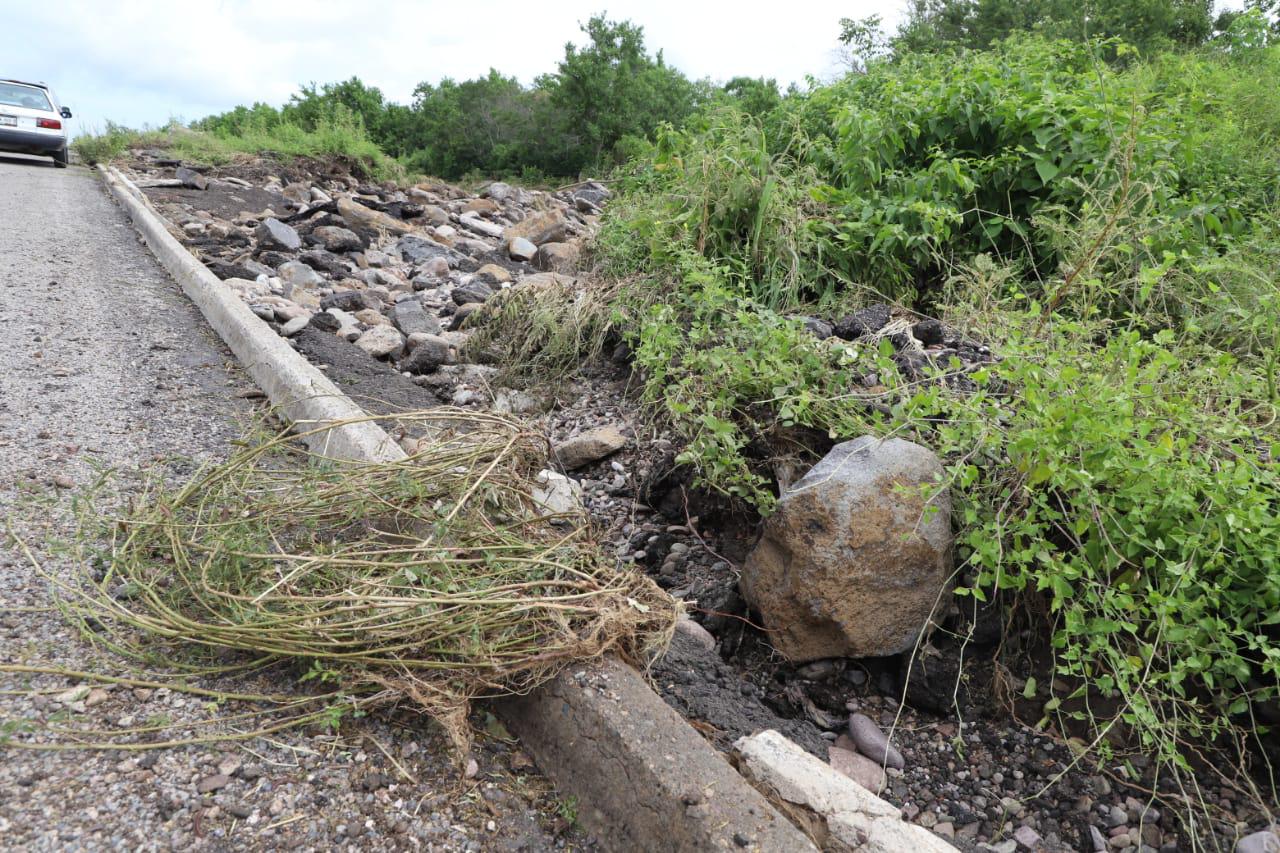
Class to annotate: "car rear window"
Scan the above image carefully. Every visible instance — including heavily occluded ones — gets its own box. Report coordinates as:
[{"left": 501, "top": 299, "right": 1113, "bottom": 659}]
[{"left": 0, "top": 82, "right": 53, "bottom": 112}]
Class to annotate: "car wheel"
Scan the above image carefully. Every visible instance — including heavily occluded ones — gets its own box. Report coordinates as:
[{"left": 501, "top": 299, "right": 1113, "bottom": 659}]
[{"left": 53, "top": 147, "right": 68, "bottom": 168}]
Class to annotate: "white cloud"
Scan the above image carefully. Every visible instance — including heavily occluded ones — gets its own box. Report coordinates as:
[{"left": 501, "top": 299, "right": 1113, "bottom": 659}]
[{"left": 3, "top": 0, "right": 900, "bottom": 135}]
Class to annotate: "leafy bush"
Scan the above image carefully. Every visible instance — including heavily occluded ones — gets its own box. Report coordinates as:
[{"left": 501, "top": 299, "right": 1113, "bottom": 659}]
[
  {"left": 71, "top": 121, "right": 135, "bottom": 165},
  {"left": 582, "top": 37, "right": 1280, "bottom": 806}
]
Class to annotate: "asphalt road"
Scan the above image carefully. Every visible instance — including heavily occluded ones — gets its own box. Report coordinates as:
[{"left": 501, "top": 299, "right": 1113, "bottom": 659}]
[{"left": 0, "top": 156, "right": 562, "bottom": 850}]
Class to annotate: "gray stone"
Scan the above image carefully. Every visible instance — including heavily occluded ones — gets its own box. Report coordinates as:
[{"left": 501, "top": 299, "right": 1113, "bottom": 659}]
[
  {"left": 391, "top": 300, "right": 442, "bottom": 337},
  {"left": 396, "top": 235, "right": 462, "bottom": 266},
  {"left": 673, "top": 615, "right": 717, "bottom": 651},
  {"left": 312, "top": 225, "right": 362, "bottom": 253},
  {"left": 255, "top": 218, "right": 301, "bottom": 252},
  {"left": 848, "top": 713, "right": 905, "bottom": 770},
  {"left": 277, "top": 260, "right": 324, "bottom": 291},
  {"left": 196, "top": 774, "right": 231, "bottom": 794},
  {"left": 175, "top": 166, "right": 207, "bottom": 190},
  {"left": 531, "top": 469, "right": 584, "bottom": 516},
  {"left": 451, "top": 281, "right": 494, "bottom": 306},
  {"left": 354, "top": 326, "right": 405, "bottom": 359},
  {"left": 739, "top": 435, "right": 953, "bottom": 661},
  {"left": 553, "top": 426, "right": 628, "bottom": 471},
  {"left": 508, "top": 236, "right": 537, "bottom": 262},
  {"left": 803, "top": 317, "right": 834, "bottom": 339},
  {"left": 320, "top": 290, "right": 379, "bottom": 312},
  {"left": 1090, "top": 826, "right": 1109, "bottom": 852},
  {"left": 734, "top": 730, "right": 958, "bottom": 853},
  {"left": 1013, "top": 825, "right": 1043, "bottom": 850},
  {"left": 279, "top": 315, "right": 310, "bottom": 337},
  {"left": 492, "top": 389, "right": 541, "bottom": 415},
  {"left": 482, "top": 181, "right": 514, "bottom": 202},
  {"left": 458, "top": 214, "right": 504, "bottom": 239},
  {"left": 1237, "top": 831, "right": 1280, "bottom": 853},
  {"left": 400, "top": 335, "right": 452, "bottom": 374}
]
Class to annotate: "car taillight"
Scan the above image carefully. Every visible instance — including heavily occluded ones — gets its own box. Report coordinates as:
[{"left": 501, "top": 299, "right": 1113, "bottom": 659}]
[{"left": 37, "top": 118, "right": 61, "bottom": 130}]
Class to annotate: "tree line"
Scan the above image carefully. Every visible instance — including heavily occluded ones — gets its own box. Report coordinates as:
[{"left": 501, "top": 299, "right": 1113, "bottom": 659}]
[{"left": 194, "top": 3, "right": 1279, "bottom": 181}]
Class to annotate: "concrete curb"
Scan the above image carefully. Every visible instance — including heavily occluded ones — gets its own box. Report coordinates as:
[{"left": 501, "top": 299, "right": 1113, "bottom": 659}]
[
  {"left": 99, "top": 165, "right": 814, "bottom": 851},
  {"left": 99, "top": 164, "right": 402, "bottom": 463}
]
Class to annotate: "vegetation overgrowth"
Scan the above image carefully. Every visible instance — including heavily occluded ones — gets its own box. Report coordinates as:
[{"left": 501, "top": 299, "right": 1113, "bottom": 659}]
[
  {"left": 66, "top": 0, "right": 1280, "bottom": 833},
  {"left": 558, "top": 13, "right": 1280, "bottom": 826}
]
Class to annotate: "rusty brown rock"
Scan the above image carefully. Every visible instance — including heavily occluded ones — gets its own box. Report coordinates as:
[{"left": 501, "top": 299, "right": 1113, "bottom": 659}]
[
  {"left": 739, "top": 435, "right": 952, "bottom": 662},
  {"left": 535, "top": 241, "right": 581, "bottom": 273},
  {"left": 503, "top": 208, "right": 567, "bottom": 246}
]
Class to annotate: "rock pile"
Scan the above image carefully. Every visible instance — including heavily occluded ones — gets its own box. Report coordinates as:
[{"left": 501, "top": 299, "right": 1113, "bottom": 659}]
[{"left": 126, "top": 156, "right": 609, "bottom": 402}]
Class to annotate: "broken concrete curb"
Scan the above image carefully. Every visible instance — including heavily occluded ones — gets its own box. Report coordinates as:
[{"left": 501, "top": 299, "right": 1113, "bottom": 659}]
[
  {"left": 735, "top": 730, "right": 959, "bottom": 853},
  {"left": 99, "top": 164, "right": 815, "bottom": 852}
]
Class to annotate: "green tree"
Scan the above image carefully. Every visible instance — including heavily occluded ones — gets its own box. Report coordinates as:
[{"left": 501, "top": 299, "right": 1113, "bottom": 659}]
[
  {"left": 543, "top": 15, "right": 701, "bottom": 174},
  {"left": 893, "top": 0, "right": 1216, "bottom": 55}
]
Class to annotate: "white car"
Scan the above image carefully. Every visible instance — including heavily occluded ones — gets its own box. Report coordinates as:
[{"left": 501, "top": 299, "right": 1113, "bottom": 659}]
[{"left": 0, "top": 79, "right": 71, "bottom": 168}]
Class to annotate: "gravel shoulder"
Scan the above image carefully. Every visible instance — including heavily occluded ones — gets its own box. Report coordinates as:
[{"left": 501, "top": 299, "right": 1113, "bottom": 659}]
[{"left": 0, "top": 158, "right": 575, "bottom": 852}]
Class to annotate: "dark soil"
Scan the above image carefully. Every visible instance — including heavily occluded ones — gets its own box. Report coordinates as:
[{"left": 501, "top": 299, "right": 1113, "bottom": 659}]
[
  {"left": 290, "top": 327, "right": 438, "bottom": 415},
  {"left": 143, "top": 184, "right": 290, "bottom": 222}
]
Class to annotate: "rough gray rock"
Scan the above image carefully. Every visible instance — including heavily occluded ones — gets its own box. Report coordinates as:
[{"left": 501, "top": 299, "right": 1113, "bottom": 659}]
[
  {"left": 451, "top": 281, "right": 494, "bottom": 306},
  {"left": 400, "top": 335, "right": 452, "bottom": 374},
  {"left": 255, "top": 217, "right": 301, "bottom": 252},
  {"left": 391, "top": 300, "right": 442, "bottom": 337},
  {"left": 552, "top": 426, "right": 628, "bottom": 471},
  {"left": 278, "top": 260, "right": 325, "bottom": 290},
  {"left": 312, "top": 225, "right": 362, "bottom": 253},
  {"left": 739, "top": 435, "right": 953, "bottom": 661},
  {"left": 321, "top": 290, "right": 379, "bottom": 312},
  {"left": 175, "top": 166, "right": 207, "bottom": 190},
  {"left": 396, "top": 235, "right": 463, "bottom": 266}
]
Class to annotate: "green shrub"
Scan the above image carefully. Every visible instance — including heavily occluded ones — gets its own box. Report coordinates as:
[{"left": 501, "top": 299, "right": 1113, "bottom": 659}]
[
  {"left": 581, "top": 36, "right": 1280, "bottom": 806},
  {"left": 71, "top": 121, "right": 135, "bottom": 165}
]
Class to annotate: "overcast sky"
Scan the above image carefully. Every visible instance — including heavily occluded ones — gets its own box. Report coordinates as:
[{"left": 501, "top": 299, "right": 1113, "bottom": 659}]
[{"left": 5, "top": 1, "right": 901, "bottom": 136}]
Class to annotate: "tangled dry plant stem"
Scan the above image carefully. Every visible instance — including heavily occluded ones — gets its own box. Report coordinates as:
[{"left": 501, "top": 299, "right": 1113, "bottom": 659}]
[{"left": 4, "top": 409, "right": 677, "bottom": 761}]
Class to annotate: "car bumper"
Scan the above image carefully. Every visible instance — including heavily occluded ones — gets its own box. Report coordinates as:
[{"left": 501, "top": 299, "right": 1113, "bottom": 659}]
[{"left": 0, "top": 127, "right": 66, "bottom": 154}]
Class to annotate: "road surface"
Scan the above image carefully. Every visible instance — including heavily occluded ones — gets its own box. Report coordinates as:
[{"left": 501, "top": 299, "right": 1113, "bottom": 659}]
[{"left": 0, "top": 154, "right": 563, "bottom": 851}]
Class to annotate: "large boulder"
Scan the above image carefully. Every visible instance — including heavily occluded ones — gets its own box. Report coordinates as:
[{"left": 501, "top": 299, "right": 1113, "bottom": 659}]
[{"left": 739, "top": 436, "right": 952, "bottom": 662}]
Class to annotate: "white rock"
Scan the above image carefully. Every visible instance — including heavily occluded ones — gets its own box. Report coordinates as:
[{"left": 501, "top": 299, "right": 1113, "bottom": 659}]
[
  {"left": 458, "top": 214, "right": 504, "bottom": 239},
  {"left": 531, "top": 469, "right": 583, "bottom": 516},
  {"left": 354, "top": 325, "right": 405, "bottom": 358},
  {"left": 278, "top": 260, "right": 325, "bottom": 291},
  {"left": 280, "top": 315, "right": 310, "bottom": 337}
]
